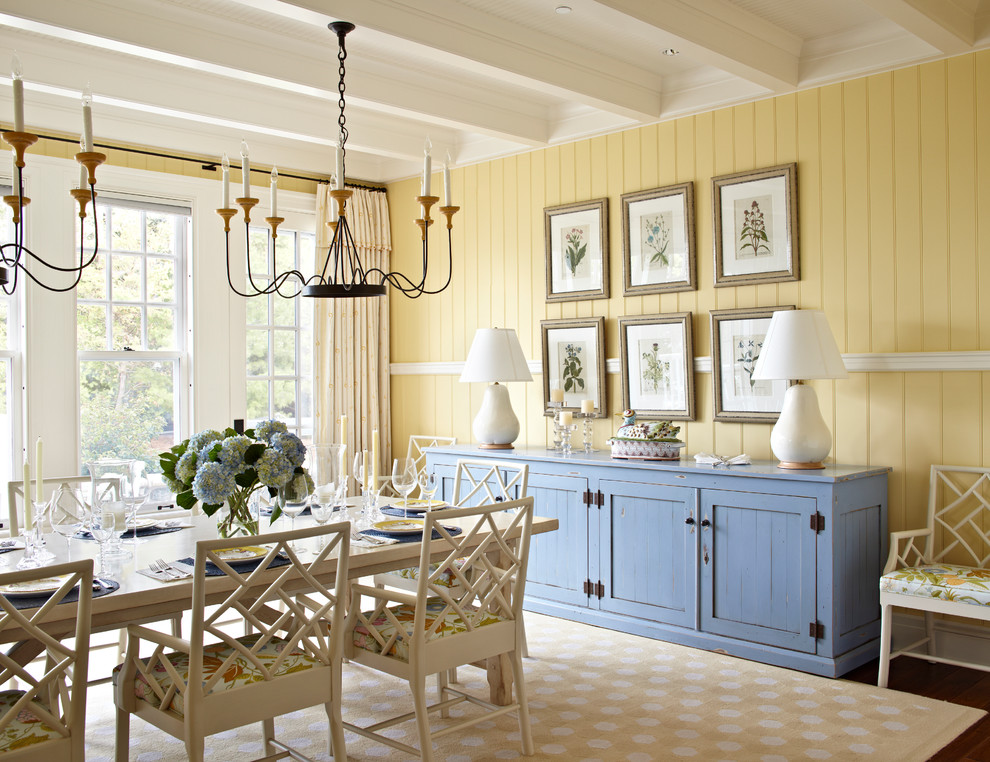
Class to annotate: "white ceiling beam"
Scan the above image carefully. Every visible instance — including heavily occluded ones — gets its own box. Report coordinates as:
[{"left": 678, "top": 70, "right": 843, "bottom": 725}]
[
  {"left": 273, "top": 0, "right": 662, "bottom": 121},
  {"left": 860, "top": 0, "right": 975, "bottom": 54},
  {"left": 0, "top": 0, "right": 550, "bottom": 147},
  {"left": 590, "top": 0, "right": 800, "bottom": 92}
]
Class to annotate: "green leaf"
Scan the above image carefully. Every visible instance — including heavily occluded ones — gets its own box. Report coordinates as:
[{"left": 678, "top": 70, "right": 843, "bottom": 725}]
[
  {"left": 269, "top": 505, "right": 283, "bottom": 523},
  {"left": 235, "top": 469, "right": 258, "bottom": 489},
  {"left": 244, "top": 443, "right": 266, "bottom": 465},
  {"left": 175, "top": 489, "right": 197, "bottom": 510},
  {"left": 200, "top": 502, "right": 221, "bottom": 517},
  {"left": 564, "top": 378, "right": 573, "bottom": 392}
]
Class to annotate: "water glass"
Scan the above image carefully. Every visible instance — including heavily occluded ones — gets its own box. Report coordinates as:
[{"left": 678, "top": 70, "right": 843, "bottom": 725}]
[
  {"left": 51, "top": 487, "right": 88, "bottom": 551},
  {"left": 278, "top": 474, "right": 312, "bottom": 548},
  {"left": 89, "top": 510, "right": 116, "bottom": 580},
  {"left": 417, "top": 470, "right": 440, "bottom": 504}
]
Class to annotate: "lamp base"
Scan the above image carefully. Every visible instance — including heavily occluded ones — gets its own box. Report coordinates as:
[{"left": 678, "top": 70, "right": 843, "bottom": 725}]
[
  {"left": 478, "top": 442, "right": 514, "bottom": 450},
  {"left": 472, "top": 382, "right": 521, "bottom": 449},
  {"left": 775, "top": 460, "right": 825, "bottom": 470}
]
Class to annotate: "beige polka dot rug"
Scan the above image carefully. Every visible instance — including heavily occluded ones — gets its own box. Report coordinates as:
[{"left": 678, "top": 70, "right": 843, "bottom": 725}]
[{"left": 86, "top": 611, "right": 984, "bottom": 760}]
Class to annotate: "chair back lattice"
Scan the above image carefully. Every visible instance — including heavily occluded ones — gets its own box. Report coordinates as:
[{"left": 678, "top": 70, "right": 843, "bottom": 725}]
[
  {"left": 453, "top": 459, "right": 528, "bottom": 506},
  {"left": 359, "top": 498, "right": 534, "bottom": 657},
  {"left": 927, "top": 465, "right": 990, "bottom": 568},
  {"left": 134, "top": 523, "right": 349, "bottom": 713},
  {"left": 0, "top": 559, "right": 93, "bottom": 753},
  {"left": 7, "top": 476, "right": 121, "bottom": 537},
  {"left": 407, "top": 435, "right": 457, "bottom": 479}
]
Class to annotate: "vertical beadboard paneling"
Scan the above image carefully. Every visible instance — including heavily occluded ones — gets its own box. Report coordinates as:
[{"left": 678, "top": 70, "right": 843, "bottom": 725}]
[{"left": 387, "top": 51, "right": 990, "bottom": 539}]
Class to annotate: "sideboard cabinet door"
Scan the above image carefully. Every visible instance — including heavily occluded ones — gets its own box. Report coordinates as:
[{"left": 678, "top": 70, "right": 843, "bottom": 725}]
[
  {"left": 597, "top": 479, "right": 698, "bottom": 629},
  {"left": 525, "top": 472, "right": 591, "bottom": 607},
  {"left": 700, "top": 489, "right": 818, "bottom": 654}
]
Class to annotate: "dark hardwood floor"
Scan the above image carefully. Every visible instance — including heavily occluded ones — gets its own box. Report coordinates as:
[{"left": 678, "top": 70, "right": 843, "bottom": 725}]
[{"left": 844, "top": 657, "right": 990, "bottom": 761}]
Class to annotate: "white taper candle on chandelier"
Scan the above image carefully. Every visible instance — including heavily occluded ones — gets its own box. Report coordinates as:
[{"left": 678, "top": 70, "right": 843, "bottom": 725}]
[
  {"left": 221, "top": 153, "right": 230, "bottom": 208},
  {"left": 443, "top": 151, "right": 452, "bottom": 206},
  {"left": 270, "top": 166, "right": 278, "bottom": 217},
  {"left": 81, "top": 83, "right": 94, "bottom": 152},
  {"left": 78, "top": 148, "right": 88, "bottom": 189},
  {"left": 422, "top": 138, "right": 432, "bottom": 196},
  {"left": 11, "top": 54, "right": 24, "bottom": 133},
  {"left": 240, "top": 140, "right": 250, "bottom": 198},
  {"left": 334, "top": 144, "right": 344, "bottom": 190},
  {"left": 10, "top": 150, "right": 16, "bottom": 183}
]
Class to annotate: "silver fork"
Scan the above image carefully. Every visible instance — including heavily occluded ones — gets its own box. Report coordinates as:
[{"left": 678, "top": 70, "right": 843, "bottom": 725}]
[{"left": 152, "top": 559, "right": 181, "bottom": 580}]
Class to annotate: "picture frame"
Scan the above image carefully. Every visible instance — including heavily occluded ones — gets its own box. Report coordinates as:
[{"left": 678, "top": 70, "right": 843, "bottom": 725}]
[
  {"left": 540, "top": 317, "right": 607, "bottom": 417},
  {"left": 712, "top": 163, "right": 798, "bottom": 287},
  {"left": 710, "top": 305, "right": 794, "bottom": 423},
  {"left": 618, "top": 312, "right": 695, "bottom": 420},
  {"left": 544, "top": 199, "right": 609, "bottom": 302},
  {"left": 621, "top": 182, "right": 696, "bottom": 295}
]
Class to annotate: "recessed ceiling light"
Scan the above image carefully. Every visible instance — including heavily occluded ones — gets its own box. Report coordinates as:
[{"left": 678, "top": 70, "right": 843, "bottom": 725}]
[
  {"left": 662, "top": 48, "right": 680, "bottom": 56},
  {"left": 555, "top": 6, "right": 572, "bottom": 14}
]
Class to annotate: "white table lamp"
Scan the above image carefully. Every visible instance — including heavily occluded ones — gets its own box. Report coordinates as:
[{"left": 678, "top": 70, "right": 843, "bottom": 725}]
[
  {"left": 460, "top": 328, "right": 533, "bottom": 449},
  {"left": 752, "top": 310, "right": 848, "bottom": 469}
]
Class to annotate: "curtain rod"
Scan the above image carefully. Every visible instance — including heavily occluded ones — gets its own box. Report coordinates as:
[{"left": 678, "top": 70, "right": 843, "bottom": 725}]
[{"left": 28, "top": 131, "right": 387, "bottom": 191}]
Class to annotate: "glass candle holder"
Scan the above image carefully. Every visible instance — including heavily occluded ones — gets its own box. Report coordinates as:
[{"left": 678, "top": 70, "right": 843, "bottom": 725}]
[
  {"left": 560, "top": 423, "right": 577, "bottom": 456},
  {"left": 580, "top": 413, "right": 595, "bottom": 452},
  {"left": 548, "top": 401, "right": 563, "bottom": 451}
]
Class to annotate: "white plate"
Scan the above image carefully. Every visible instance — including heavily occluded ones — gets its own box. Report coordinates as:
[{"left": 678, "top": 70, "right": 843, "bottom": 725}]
[
  {"left": 389, "top": 499, "right": 446, "bottom": 514},
  {"left": 126, "top": 519, "right": 159, "bottom": 530},
  {"left": 0, "top": 574, "right": 73, "bottom": 598},
  {"left": 372, "top": 519, "right": 425, "bottom": 536},
  {"left": 213, "top": 546, "right": 269, "bottom": 563}
]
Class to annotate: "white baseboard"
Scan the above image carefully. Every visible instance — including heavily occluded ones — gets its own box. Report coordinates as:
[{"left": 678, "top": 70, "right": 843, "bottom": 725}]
[{"left": 892, "top": 612, "right": 990, "bottom": 669}]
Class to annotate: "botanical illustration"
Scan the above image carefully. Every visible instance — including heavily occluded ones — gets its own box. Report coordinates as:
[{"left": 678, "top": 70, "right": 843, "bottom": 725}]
[
  {"left": 641, "top": 212, "right": 672, "bottom": 267},
  {"left": 733, "top": 333, "right": 770, "bottom": 395},
  {"left": 639, "top": 339, "right": 671, "bottom": 394},
  {"left": 735, "top": 195, "right": 772, "bottom": 259},
  {"left": 563, "top": 225, "right": 589, "bottom": 276},
  {"left": 559, "top": 342, "right": 585, "bottom": 393}
]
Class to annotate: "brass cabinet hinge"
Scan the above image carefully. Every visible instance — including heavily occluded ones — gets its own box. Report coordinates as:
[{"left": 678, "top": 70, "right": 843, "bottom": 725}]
[
  {"left": 809, "top": 621, "right": 825, "bottom": 639},
  {"left": 594, "top": 580, "right": 605, "bottom": 599},
  {"left": 810, "top": 512, "right": 825, "bottom": 533}
]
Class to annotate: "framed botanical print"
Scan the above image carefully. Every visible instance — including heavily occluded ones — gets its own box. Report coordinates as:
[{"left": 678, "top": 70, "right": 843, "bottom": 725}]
[
  {"left": 544, "top": 199, "right": 609, "bottom": 302},
  {"left": 711, "top": 305, "right": 794, "bottom": 422},
  {"left": 618, "top": 312, "right": 695, "bottom": 420},
  {"left": 712, "top": 163, "right": 798, "bottom": 287},
  {"left": 621, "top": 182, "right": 696, "bottom": 295},
  {"left": 540, "top": 317, "right": 606, "bottom": 417}
]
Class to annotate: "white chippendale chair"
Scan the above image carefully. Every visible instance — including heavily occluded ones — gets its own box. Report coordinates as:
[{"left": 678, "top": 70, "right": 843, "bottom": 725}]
[
  {"left": 113, "top": 522, "right": 351, "bottom": 761},
  {"left": 346, "top": 497, "right": 535, "bottom": 761},
  {"left": 0, "top": 559, "right": 93, "bottom": 761},
  {"left": 7, "top": 476, "right": 121, "bottom": 537},
  {"left": 406, "top": 435, "right": 457, "bottom": 490},
  {"left": 878, "top": 465, "right": 990, "bottom": 687}
]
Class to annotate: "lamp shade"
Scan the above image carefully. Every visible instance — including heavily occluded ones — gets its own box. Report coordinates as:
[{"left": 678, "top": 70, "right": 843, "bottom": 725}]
[
  {"left": 752, "top": 310, "right": 848, "bottom": 381},
  {"left": 459, "top": 328, "right": 533, "bottom": 383}
]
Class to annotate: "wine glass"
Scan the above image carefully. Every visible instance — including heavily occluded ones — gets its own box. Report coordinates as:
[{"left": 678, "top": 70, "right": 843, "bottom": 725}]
[
  {"left": 277, "top": 473, "right": 312, "bottom": 548},
  {"left": 89, "top": 508, "right": 116, "bottom": 580},
  {"left": 122, "top": 461, "right": 151, "bottom": 543},
  {"left": 310, "top": 444, "right": 346, "bottom": 515},
  {"left": 417, "top": 470, "right": 440, "bottom": 507},
  {"left": 391, "top": 458, "right": 417, "bottom": 514},
  {"left": 87, "top": 459, "right": 132, "bottom": 559},
  {"left": 310, "top": 501, "right": 333, "bottom": 551},
  {"left": 51, "top": 487, "right": 88, "bottom": 551}
]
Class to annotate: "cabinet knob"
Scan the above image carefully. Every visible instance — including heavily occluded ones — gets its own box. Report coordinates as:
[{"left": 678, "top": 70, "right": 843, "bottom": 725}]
[
  {"left": 684, "top": 516, "right": 695, "bottom": 525},
  {"left": 700, "top": 518, "right": 711, "bottom": 527}
]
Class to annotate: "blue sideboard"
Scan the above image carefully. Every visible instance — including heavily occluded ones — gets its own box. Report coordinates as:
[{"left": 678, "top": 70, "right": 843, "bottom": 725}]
[{"left": 425, "top": 446, "right": 889, "bottom": 678}]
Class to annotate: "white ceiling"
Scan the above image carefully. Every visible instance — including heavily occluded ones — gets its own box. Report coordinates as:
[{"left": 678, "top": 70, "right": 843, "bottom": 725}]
[{"left": 1, "top": 0, "right": 988, "bottom": 185}]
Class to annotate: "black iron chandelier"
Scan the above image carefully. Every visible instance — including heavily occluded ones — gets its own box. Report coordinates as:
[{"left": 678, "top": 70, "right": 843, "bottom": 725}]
[
  {"left": 2, "top": 58, "right": 106, "bottom": 293},
  {"left": 220, "top": 21, "right": 458, "bottom": 299}
]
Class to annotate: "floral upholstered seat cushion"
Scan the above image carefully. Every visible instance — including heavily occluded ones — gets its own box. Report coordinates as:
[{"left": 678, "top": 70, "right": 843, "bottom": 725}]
[
  {"left": 352, "top": 597, "right": 506, "bottom": 662},
  {"left": 881, "top": 564, "right": 990, "bottom": 607},
  {"left": 111, "top": 633, "right": 322, "bottom": 716},
  {"left": 389, "top": 557, "right": 468, "bottom": 587},
  {"left": 0, "top": 690, "right": 64, "bottom": 752}
]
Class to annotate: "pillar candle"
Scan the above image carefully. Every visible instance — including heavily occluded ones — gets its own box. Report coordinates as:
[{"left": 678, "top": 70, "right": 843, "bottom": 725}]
[
  {"left": 240, "top": 140, "right": 250, "bottom": 199},
  {"left": 23, "top": 460, "right": 32, "bottom": 531},
  {"left": 421, "top": 138, "right": 432, "bottom": 196},
  {"left": 81, "top": 84, "right": 94, "bottom": 152},
  {"left": 11, "top": 55, "right": 24, "bottom": 133},
  {"left": 371, "top": 429, "right": 379, "bottom": 488},
  {"left": 221, "top": 153, "right": 230, "bottom": 208},
  {"left": 550, "top": 388, "right": 564, "bottom": 403},
  {"left": 581, "top": 399, "right": 594, "bottom": 414},
  {"left": 270, "top": 166, "right": 278, "bottom": 217},
  {"left": 35, "top": 437, "right": 43, "bottom": 503},
  {"left": 559, "top": 411, "right": 573, "bottom": 426}
]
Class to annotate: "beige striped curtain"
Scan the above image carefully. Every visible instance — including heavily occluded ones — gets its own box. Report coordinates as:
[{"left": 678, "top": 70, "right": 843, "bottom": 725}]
[{"left": 313, "top": 185, "right": 392, "bottom": 478}]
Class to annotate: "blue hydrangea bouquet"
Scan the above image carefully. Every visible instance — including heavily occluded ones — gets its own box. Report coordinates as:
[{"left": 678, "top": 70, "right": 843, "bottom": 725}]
[{"left": 160, "top": 420, "right": 312, "bottom": 538}]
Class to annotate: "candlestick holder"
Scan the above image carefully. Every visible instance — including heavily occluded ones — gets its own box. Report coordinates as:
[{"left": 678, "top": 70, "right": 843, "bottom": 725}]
[
  {"left": 17, "top": 500, "right": 54, "bottom": 569},
  {"left": 547, "top": 402, "right": 563, "bottom": 451},
  {"left": 560, "top": 424, "right": 577, "bottom": 456},
  {"left": 579, "top": 413, "right": 596, "bottom": 452}
]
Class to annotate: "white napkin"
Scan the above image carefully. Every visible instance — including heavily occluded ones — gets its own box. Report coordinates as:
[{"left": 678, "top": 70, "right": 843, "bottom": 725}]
[{"left": 694, "top": 452, "right": 751, "bottom": 466}]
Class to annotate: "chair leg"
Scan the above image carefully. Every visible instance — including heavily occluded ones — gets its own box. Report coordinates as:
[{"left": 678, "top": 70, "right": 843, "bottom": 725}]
[
  {"left": 327, "top": 660, "right": 348, "bottom": 760},
  {"left": 262, "top": 717, "right": 276, "bottom": 757},
  {"left": 437, "top": 669, "right": 450, "bottom": 719},
  {"left": 171, "top": 614, "right": 182, "bottom": 638},
  {"left": 518, "top": 616, "right": 529, "bottom": 659},
  {"left": 410, "top": 676, "right": 434, "bottom": 762},
  {"left": 184, "top": 733, "right": 205, "bottom": 762},
  {"left": 114, "top": 706, "right": 130, "bottom": 762},
  {"left": 924, "top": 611, "right": 936, "bottom": 662},
  {"left": 878, "top": 603, "right": 893, "bottom": 688},
  {"left": 509, "top": 648, "right": 534, "bottom": 756}
]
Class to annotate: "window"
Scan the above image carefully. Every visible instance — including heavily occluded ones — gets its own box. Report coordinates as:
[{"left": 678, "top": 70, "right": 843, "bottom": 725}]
[
  {"left": 0, "top": 188, "right": 16, "bottom": 497},
  {"left": 245, "top": 225, "right": 314, "bottom": 443},
  {"left": 77, "top": 197, "right": 190, "bottom": 470}
]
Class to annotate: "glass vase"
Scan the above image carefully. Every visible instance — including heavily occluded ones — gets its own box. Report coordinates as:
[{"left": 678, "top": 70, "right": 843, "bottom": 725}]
[{"left": 218, "top": 488, "right": 260, "bottom": 539}]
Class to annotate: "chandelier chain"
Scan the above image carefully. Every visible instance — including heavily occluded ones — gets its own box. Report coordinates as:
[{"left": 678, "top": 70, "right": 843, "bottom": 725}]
[{"left": 336, "top": 28, "right": 348, "bottom": 184}]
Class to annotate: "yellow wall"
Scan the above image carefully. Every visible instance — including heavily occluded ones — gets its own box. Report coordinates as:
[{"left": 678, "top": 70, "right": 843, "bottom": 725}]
[{"left": 389, "top": 50, "right": 990, "bottom": 534}]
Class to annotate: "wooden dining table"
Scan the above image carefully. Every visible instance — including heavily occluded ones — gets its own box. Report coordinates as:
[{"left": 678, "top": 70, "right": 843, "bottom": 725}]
[{"left": 0, "top": 506, "right": 558, "bottom": 704}]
